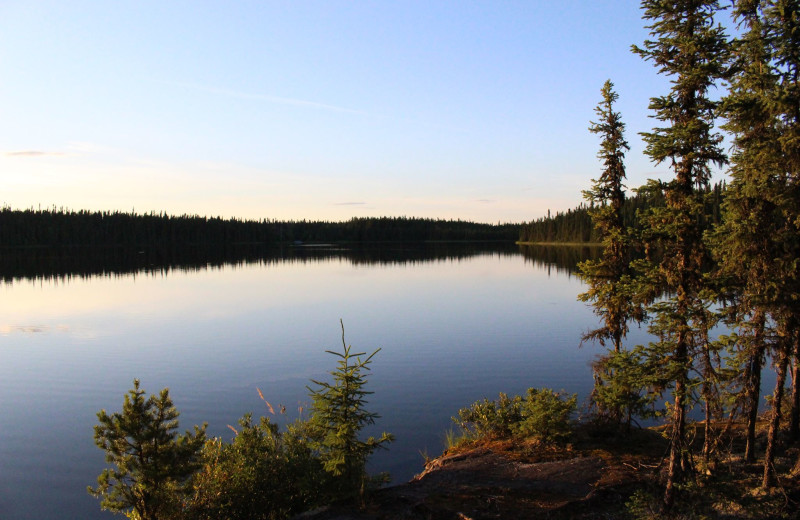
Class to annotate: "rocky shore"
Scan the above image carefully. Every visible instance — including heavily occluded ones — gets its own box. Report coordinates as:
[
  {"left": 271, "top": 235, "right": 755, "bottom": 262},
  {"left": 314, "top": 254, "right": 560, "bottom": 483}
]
[
  {"left": 297, "top": 435, "right": 656, "bottom": 520},
  {"left": 297, "top": 424, "right": 800, "bottom": 520}
]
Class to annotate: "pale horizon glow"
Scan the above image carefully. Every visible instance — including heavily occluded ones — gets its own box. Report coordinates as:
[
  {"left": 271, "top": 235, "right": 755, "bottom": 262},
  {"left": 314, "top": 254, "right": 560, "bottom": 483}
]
[{"left": 1, "top": 1, "right": 707, "bottom": 224}]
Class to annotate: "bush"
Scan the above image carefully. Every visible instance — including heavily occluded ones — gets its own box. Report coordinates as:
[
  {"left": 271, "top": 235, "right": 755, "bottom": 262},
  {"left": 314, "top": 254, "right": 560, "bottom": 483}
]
[
  {"left": 453, "top": 388, "right": 576, "bottom": 444},
  {"left": 514, "top": 388, "right": 577, "bottom": 443},
  {"left": 183, "top": 414, "right": 329, "bottom": 520},
  {"left": 590, "top": 346, "right": 661, "bottom": 430},
  {"left": 91, "top": 324, "right": 393, "bottom": 519},
  {"left": 454, "top": 392, "right": 524, "bottom": 439}
]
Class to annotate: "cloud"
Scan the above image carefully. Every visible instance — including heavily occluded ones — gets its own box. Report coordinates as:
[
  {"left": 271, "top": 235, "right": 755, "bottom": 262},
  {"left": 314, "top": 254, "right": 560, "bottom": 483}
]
[
  {"left": 333, "top": 202, "right": 366, "bottom": 206},
  {"left": 475, "top": 199, "right": 495, "bottom": 203},
  {"left": 156, "top": 80, "right": 367, "bottom": 115},
  {"left": 5, "top": 150, "right": 66, "bottom": 157}
]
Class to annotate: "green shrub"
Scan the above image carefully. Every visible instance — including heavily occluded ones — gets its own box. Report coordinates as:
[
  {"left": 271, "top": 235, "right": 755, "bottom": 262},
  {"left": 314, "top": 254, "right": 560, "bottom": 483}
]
[
  {"left": 590, "top": 346, "right": 661, "bottom": 430},
  {"left": 93, "top": 324, "right": 393, "bottom": 520},
  {"left": 183, "top": 414, "right": 329, "bottom": 520},
  {"left": 625, "top": 489, "right": 662, "bottom": 519},
  {"left": 514, "top": 388, "right": 577, "bottom": 443},
  {"left": 454, "top": 392, "right": 524, "bottom": 439},
  {"left": 453, "top": 388, "right": 576, "bottom": 444}
]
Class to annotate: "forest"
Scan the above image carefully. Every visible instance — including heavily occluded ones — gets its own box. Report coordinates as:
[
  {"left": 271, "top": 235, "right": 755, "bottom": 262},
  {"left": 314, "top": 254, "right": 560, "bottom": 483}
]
[
  {"left": 518, "top": 180, "right": 725, "bottom": 244},
  {"left": 562, "top": 0, "right": 800, "bottom": 514},
  {"left": 469, "top": 0, "right": 800, "bottom": 515},
  {"left": 0, "top": 208, "right": 519, "bottom": 247}
]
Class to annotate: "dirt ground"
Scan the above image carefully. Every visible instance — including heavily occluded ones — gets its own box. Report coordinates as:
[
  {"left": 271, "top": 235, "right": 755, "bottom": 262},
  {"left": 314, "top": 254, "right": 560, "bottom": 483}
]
[
  {"left": 296, "top": 432, "right": 659, "bottom": 520},
  {"left": 296, "top": 424, "right": 800, "bottom": 520}
]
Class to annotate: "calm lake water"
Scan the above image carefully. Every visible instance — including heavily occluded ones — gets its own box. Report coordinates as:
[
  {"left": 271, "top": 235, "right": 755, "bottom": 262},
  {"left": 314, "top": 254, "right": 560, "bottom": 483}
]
[{"left": 0, "top": 243, "right": 648, "bottom": 520}]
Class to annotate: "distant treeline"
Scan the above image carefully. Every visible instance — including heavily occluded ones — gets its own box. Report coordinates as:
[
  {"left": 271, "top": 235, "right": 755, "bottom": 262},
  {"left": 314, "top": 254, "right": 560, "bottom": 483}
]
[
  {"left": 519, "top": 181, "right": 725, "bottom": 244},
  {"left": 0, "top": 208, "right": 520, "bottom": 247}
]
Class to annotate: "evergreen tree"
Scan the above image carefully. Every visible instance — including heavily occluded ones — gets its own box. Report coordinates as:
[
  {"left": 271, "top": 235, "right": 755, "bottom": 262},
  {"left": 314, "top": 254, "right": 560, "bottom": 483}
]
[
  {"left": 716, "top": 0, "right": 781, "bottom": 467},
  {"left": 88, "top": 380, "right": 207, "bottom": 520},
  {"left": 632, "top": 0, "right": 728, "bottom": 508},
  {"left": 752, "top": 0, "right": 800, "bottom": 487},
  {"left": 307, "top": 321, "right": 394, "bottom": 504},
  {"left": 579, "top": 79, "right": 635, "bottom": 353},
  {"left": 717, "top": 0, "right": 800, "bottom": 487},
  {"left": 578, "top": 80, "right": 654, "bottom": 429}
]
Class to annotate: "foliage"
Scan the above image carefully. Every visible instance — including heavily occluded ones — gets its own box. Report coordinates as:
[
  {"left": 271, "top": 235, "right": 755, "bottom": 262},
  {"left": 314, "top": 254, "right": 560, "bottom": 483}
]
[
  {"left": 443, "top": 428, "right": 470, "bottom": 451},
  {"left": 454, "top": 392, "right": 524, "bottom": 440},
  {"left": 183, "top": 414, "right": 329, "bottom": 520},
  {"left": 715, "top": 0, "right": 800, "bottom": 488},
  {"left": 632, "top": 0, "right": 729, "bottom": 508},
  {"left": 519, "top": 182, "right": 725, "bottom": 245},
  {"left": 453, "top": 388, "right": 576, "bottom": 444},
  {"left": 624, "top": 488, "right": 662, "bottom": 520},
  {"left": 590, "top": 347, "right": 662, "bottom": 430},
  {"left": 578, "top": 80, "right": 639, "bottom": 354},
  {"left": 513, "top": 388, "right": 577, "bottom": 443},
  {"left": 88, "top": 380, "right": 207, "bottom": 520},
  {"left": 91, "top": 324, "right": 396, "bottom": 519},
  {"left": 307, "top": 321, "right": 394, "bottom": 502}
]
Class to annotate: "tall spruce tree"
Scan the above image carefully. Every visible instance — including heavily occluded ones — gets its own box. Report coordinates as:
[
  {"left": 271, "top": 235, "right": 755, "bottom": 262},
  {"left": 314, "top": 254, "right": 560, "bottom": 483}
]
[
  {"left": 716, "top": 0, "right": 780, "bottom": 468},
  {"left": 579, "top": 81, "right": 656, "bottom": 429},
  {"left": 632, "top": 0, "right": 728, "bottom": 508},
  {"left": 579, "top": 80, "right": 634, "bottom": 353},
  {"left": 755, "top": 0, "right": 800, "bottom": 487},
  {"left": 717, "top": 0, "right": 800, "bottom": 488}
]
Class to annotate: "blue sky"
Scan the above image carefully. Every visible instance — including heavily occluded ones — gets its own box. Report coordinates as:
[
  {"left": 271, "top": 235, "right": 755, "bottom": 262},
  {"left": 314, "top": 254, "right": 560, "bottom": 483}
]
[{"left": 1, "top": 1, "right": 720, "bottom": 223}]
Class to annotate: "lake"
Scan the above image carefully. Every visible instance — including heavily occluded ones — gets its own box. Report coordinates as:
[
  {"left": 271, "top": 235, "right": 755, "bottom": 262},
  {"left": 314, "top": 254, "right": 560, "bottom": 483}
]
[{"left": 0, "top": 243, "right": 646, "bottom": 520}]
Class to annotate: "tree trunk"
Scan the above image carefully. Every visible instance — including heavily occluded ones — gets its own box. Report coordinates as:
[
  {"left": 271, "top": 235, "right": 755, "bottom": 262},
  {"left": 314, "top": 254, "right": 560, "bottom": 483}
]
[
  {"left": 789, "top": 334, "right": 800, "bottom": 441},
  {"left": 763, "top": 343, "right": 789, "bottom": 488},
  {"left": 664, "top": 349, "right": 688, "bottom": 509},
  {"left": 701, "top": 324, "right": 716, "bottom": 464},
  {"left": 745, "top": 313, "right": 766, "bottom": 463},
  {"left": 702, "top": 366, "right": 713, "bottom": 463}
]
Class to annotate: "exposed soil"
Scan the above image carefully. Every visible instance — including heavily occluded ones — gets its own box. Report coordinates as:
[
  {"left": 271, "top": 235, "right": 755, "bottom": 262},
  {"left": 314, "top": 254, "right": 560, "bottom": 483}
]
[
  {"left": 296, "top": 429, "right": 663, "bottom": 519},
  {"left": 296, "top": 424, "right": 800, "bottom": 520}
]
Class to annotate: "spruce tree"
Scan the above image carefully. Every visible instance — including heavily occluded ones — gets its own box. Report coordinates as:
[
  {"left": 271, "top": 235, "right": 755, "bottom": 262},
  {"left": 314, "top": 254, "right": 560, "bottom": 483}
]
[
  {"left": 579, "top": 81, "right": 656, "bottom": 429},
  {"left": 632, "top": 0, "right": 728, "bottom": 508},
  {"left": 754, "top": 0, "right": 800, "bottom": 487},
  {"left": 716, "top": 0, "right": 780, "bottom": 467},
  {"left": 579, "top": 79, "right": 634, "bottom": 353},
  {"left": 717, "top": 0, "right": 800, "bottom": 487},
  {"left": 88, "top": 380, "right": 207, "bottom": 520},
  {"left": 307, "top": 321, "right": 394, "bottom": 503}
]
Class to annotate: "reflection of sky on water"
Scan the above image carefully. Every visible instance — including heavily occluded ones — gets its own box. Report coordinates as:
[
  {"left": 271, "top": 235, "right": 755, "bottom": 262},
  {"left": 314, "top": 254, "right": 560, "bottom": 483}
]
[{"left": 0, "top": 249, "right": 617, "bottom": 519}]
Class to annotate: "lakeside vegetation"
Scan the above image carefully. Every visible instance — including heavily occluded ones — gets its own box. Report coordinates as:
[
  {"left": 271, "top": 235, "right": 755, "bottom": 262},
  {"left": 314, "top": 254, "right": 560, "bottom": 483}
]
[{"left": 90, "top": 323, "right": 392, "bottom": 520}]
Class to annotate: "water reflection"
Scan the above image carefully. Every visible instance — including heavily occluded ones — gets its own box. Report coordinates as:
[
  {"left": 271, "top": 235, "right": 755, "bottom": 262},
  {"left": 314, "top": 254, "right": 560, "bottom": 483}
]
[
  {"left": 518, "top": 244, "right": 602, "bottom": 276},
  {"left": 0, "top": 242, "right": 598, "bottom": 283}
]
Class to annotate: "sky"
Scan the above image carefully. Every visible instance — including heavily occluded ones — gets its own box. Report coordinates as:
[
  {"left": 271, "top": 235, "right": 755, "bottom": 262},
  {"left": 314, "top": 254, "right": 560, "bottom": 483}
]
[{"left": 1, "top": 1, "right": 723, "bottom": 224}]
